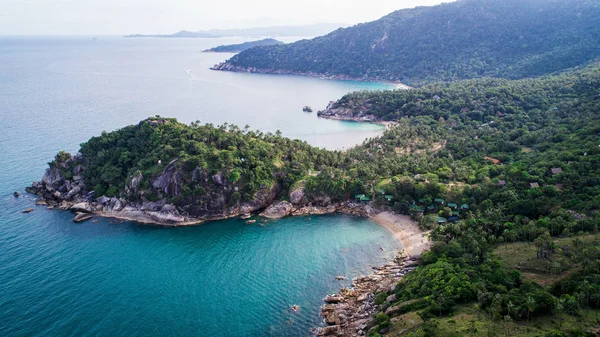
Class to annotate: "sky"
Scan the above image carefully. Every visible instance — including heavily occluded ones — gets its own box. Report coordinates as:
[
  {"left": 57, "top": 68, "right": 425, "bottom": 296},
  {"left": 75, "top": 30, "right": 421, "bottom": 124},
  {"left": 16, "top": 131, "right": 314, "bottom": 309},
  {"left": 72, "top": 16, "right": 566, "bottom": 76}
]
[{"left": 0, "top": 0, "right": 452, "bottom": 35}]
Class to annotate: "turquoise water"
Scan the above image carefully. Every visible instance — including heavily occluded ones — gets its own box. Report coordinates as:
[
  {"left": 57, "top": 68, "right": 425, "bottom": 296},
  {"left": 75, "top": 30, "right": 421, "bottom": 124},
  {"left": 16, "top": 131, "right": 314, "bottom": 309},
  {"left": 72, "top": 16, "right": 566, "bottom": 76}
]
[{"left": 0, "top": 36, "right": 399, "bottom": 336}]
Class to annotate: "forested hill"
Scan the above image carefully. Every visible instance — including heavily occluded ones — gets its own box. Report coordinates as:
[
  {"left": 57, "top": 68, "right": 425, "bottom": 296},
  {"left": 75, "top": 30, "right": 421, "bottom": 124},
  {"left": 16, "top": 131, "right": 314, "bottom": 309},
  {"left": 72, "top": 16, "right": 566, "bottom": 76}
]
[
  {"left": 32, "top": 63, "right": 600, "bottom": 333},
  {"left": 321, "top": 62, "right": 600, "bottom": 336},
  {"left": 203, "top": 38, "right": 283, "bottom": 53},
  {"left": 215, "top": 0, "right": 600, "bottom": 85}
]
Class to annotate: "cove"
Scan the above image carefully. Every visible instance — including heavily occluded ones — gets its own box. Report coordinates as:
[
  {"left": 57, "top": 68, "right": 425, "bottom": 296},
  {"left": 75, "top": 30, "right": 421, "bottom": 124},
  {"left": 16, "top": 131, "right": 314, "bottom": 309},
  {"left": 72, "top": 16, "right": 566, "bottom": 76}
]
[
  {"left": 0, "top": 208, "right": 400, "bottom": 336},
  {"left": 0, "top": 36, "right": 399, "bottom": 336}
]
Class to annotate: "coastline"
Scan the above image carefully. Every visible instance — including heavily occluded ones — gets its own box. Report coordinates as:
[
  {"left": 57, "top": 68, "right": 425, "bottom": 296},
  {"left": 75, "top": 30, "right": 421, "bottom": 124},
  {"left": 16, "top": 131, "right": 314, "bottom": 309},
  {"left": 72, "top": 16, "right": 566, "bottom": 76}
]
[
  {"left": 311, "top": 211, "right": 430, "bottom": 336},
  {"left": 28, "top": 172, "right": 429, "bottom": 337},
  {"left": 370, "top": 212, "right": 431, "bottom": 257},
  {"left": 313, "top": 211, "right": 429, "bottom": 336},
  {"left": 317, "top": 114, "right": 397, "bottom": 130},
  {"left": 27, "top": 193, "right": 427, "bottom": 253},
  {"left": 28, "top": 192, "right": 429, "bottom": 336},
  {"left": 210, "top": 62, "right": 412, "bottom": 89},
  {"left": 97, "top": 206, "right": 431, "bottom": 259}
]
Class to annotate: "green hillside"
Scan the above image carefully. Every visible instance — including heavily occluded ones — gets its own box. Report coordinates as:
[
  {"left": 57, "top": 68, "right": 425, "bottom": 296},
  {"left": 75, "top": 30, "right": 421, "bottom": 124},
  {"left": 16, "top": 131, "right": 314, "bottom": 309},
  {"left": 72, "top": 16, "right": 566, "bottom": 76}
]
[{"left": 218, "top": 0, "right": 600, "bottom": 85}]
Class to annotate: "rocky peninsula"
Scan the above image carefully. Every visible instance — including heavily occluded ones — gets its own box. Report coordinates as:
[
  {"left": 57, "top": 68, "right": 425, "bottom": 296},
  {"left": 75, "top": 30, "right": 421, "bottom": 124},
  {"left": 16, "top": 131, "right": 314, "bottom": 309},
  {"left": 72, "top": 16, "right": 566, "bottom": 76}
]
[
  {"left": 24, "top": 117, "right": 432, "bottom": 337},
  {"left": 316, "top": 100, "right": 380, "bottom": 123}
]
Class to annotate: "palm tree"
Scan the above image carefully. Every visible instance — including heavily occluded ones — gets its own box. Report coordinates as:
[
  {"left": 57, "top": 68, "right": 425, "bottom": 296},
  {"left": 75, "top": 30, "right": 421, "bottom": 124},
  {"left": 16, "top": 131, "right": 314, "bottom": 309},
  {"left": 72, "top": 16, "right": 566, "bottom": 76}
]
[
  {"left": 503, "top": 315, "right": 512, "bottom": 336},
  {"left": 555, "top": 300, "right": 564, "bottom": 327},
  {"left": 525, "top": 296, "right": 536, "bottom": 323},
  {"left": 507, "top": 301, "right": 516, "bottom": 319}
]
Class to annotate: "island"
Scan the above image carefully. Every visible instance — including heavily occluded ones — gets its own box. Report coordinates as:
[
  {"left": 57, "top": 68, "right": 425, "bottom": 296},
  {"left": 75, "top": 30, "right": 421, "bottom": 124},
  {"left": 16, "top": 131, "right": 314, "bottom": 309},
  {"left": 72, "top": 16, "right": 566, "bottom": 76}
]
[
  {"left": 203, "top": 38, "right": 283, "bottom": 53},
  {"left": 124, "top": 23, "right": 344, "bottom": 39}
]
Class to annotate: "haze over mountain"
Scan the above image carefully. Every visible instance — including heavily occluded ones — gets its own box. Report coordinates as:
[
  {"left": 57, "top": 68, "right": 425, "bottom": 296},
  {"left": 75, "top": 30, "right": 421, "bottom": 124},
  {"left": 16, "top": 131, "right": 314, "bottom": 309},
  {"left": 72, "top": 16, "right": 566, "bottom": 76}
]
[
  {"left": 125, "top": 23, "right": 346, "bottom": 38},
  {"left": 214, "top": 0, "right": 600, "bottom": 85}
]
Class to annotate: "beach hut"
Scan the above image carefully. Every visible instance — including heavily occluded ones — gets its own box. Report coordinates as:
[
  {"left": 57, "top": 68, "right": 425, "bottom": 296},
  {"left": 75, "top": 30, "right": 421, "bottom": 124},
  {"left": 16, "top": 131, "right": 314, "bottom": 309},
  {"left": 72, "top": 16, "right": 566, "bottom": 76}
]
[
  {"left": 447, "top": 202, "right": 458, "bottom": 209},
  {"left": 355, "top": 194, "right": 370, "bottom": 202},
  {"left": 437, "top": 217, "right": 448, "bottom": 223},
  {"left": 461, "top": 204, "right": 469, "bottom": 210},
  {"left": 434, "top": 198, "right": 445, "bottom": 205},
  {"left": 384, "top": 195, "right": 393, "bottom": 202},
  {"left": 484, "top": 156, "right": 501, "bottom": 165}
]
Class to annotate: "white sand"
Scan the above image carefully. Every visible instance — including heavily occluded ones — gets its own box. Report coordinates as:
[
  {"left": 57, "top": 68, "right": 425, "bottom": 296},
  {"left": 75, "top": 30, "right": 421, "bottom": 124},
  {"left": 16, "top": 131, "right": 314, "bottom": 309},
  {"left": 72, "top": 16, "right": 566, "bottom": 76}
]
[{"left": 371, "top": 211, "right": 431, "bottom": 257}]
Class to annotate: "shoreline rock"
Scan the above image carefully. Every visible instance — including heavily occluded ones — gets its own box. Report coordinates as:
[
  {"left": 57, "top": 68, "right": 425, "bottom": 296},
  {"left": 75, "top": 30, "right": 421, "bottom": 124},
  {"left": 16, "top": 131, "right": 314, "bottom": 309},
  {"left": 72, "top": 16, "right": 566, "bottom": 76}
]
[
  {"left": 315, "top": 101, "right": 399, "bottom": 130},
  {"left": 26, "top": 155, "right": 376, "bottom": 227},
  {"left": 259, "top": 201, "right": 294, "bottom": 219},
  {"left": 315, "top": 254, "right": 418, "bottom": 337},
  {"left": 73, "top": 212, "right": 93, "bottom": 223}
]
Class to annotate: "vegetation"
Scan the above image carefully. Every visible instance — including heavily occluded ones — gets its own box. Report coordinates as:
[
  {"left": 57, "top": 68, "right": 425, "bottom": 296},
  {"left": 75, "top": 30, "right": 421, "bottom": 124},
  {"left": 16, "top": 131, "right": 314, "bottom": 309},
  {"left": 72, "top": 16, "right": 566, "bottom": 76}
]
[
  {"left": 203, "top": 38, "right": 283, "bottom": 53},
  {"left": 47, "top": 60, "right": 600, "bottom": 335},
  {"left": 222, "top": 0, "right": 600, "bottom": 85},
  {"left": 337, "top": 65, "right": 600, "bottom": 335},
  {"left": 65, "top": 118, "right": 342, "bottom": 214}
]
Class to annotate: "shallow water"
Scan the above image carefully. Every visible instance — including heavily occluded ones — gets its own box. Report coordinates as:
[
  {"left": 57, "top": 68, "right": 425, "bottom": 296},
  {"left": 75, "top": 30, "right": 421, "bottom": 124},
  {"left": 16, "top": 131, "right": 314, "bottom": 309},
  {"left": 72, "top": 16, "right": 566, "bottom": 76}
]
[{"left": 0, "top": 36, "right": 399, "bottom": 336}]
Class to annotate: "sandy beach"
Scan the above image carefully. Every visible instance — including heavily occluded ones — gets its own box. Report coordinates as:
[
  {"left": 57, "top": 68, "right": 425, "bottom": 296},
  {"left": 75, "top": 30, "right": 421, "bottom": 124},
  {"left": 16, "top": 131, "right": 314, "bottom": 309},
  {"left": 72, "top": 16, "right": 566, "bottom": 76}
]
[{"left": 371, "top": 211, "right": 431, "bottom": 257}]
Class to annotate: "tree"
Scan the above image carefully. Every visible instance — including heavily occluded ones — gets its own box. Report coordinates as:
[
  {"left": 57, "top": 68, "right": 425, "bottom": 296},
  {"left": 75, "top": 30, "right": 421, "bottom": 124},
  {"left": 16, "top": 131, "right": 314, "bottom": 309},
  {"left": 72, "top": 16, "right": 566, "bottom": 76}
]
[{"left": 525, "top": 296, "right": 536, "bottom": 322}]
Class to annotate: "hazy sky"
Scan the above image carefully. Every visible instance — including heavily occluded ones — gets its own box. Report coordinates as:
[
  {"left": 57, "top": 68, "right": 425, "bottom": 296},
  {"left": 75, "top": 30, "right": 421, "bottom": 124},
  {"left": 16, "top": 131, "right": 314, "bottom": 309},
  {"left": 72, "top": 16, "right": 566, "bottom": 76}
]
[{"left": 1, "top": 0, "right": 452, "bottom": 35}]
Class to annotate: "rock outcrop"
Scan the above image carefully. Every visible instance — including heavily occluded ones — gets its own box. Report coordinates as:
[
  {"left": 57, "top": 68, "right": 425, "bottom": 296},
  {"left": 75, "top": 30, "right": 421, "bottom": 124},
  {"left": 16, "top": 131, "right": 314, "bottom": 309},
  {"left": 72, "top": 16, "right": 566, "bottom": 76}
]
[
  {"left": 259, "top": 201, "right": 294, "bottom": 219},
  {"left": 26, "top": 151, "right": 288, "bottom": 225},
  {"left": 315, "top": 254, "right": 418, "bottom": 337},
  {"left": 152, "top": 159, "right": 182, "bottom": 197},
  {"left": 73, "top": 212, "right": 93, "bottom": 223},
  {"left": 317, "top": 100, "right": 378, "bottom": 123},
  {"left": 289, "top": 186, "right": 305, "bottom": 205}
]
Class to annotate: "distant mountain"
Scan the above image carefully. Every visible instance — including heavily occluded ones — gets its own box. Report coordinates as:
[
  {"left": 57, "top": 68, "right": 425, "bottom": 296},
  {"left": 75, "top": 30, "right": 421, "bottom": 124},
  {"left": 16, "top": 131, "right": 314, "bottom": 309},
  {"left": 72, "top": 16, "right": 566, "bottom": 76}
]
[
  {"left": 213, "top": 0, "right": 600, "bottom": 85},
  {"left": 124, "top": 23, "right": 345, "bottom": 38},
  {"left": 203, "top": 38, "right": 284, "bottom": 53}
]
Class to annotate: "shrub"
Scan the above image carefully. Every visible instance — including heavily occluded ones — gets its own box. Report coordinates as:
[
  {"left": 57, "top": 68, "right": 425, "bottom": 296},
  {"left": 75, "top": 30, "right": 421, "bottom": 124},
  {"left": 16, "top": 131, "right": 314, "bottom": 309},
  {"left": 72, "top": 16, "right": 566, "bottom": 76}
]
[
  {"left": 374, "top": 312, "right": 391, "bottom": 329},
  {"left": 106, "top": 186, "right": 119, "bottom": 197},
  {"left": 375, "top": 292, "right": 388, "bottom": 305}
]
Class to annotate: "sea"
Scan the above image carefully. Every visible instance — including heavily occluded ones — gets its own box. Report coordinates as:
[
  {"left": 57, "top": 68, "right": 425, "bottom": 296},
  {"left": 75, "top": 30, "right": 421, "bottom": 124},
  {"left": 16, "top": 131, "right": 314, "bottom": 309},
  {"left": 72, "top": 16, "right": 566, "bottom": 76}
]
[{"left": 0, "top": 36, "right": 400, "bottom": 336}]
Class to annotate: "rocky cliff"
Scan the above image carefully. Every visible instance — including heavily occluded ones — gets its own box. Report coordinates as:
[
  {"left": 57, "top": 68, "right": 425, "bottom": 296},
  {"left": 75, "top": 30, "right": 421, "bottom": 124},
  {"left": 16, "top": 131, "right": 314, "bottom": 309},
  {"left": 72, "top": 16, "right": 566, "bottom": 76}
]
[
  {"left": 26, "top": 153, "right": 371, "bottom": 225},
  {"left": 25, "top": 152, "right": 282, "bottom": 225}
]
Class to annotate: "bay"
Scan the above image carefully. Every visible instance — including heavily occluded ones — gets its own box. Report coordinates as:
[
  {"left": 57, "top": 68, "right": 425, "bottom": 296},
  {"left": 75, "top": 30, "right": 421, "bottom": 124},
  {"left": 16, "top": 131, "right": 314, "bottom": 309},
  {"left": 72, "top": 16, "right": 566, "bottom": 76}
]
[{"left": 0, "top": 36, "right": 399, "bottom": 336}]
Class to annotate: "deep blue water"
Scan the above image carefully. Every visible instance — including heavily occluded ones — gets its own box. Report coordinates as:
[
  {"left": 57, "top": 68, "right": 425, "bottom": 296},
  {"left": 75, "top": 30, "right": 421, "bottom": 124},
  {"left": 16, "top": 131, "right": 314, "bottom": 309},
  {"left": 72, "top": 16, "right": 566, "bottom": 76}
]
[{"left": 0, "top": 36, "right": 399, "bottom": 336}]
